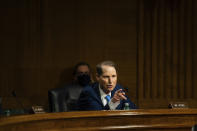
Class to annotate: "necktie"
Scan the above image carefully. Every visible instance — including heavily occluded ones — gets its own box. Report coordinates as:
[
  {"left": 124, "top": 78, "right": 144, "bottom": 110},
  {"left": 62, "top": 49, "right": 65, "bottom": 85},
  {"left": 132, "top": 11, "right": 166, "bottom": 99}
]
[{"left": 105, "top": 95, "right": 111, "bottom": 103}]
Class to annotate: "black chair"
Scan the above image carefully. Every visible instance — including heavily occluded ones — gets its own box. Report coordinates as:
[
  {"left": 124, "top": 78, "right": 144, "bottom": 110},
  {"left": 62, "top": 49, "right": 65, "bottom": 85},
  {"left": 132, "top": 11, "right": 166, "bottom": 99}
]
[{"left": 48, "top": 84, "right": 84, "bottom": 112}]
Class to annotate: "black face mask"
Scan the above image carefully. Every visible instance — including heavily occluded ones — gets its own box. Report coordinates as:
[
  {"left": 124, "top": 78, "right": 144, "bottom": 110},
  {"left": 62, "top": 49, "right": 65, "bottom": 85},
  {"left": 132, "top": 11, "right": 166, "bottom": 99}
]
[{"left": 77, "top": 74, "right": 91, "bottom": 86}]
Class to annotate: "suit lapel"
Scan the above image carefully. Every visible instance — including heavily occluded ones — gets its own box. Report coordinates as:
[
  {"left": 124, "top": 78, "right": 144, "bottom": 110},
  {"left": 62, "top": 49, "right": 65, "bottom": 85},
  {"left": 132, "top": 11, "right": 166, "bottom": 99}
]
[
  {"left": 93, "top": 84, "right": 117, "bottom": 104},
  {"left": 93, "top": 83, "right": 104, "bottom": 106}
]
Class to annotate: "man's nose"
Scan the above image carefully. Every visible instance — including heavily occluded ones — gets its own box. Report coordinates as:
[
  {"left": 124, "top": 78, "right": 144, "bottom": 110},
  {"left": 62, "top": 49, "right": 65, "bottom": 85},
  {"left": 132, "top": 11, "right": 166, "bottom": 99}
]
[{"left": 108, "top": 77, "right": 112, "bottom": 83}]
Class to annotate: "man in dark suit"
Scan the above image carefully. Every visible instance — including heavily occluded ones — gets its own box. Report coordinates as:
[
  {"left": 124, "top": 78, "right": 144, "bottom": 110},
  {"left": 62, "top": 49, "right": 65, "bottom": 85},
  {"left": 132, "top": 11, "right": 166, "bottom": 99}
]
[{"left": 77, "top": 61, "right": 137, "bottom": 110}]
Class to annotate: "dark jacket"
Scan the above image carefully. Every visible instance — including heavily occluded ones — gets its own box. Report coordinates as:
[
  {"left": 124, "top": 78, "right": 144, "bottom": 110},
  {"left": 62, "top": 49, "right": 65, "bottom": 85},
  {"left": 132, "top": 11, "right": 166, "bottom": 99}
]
[{"left": 77, "top": 82, "right": 137, "bottom": 111}]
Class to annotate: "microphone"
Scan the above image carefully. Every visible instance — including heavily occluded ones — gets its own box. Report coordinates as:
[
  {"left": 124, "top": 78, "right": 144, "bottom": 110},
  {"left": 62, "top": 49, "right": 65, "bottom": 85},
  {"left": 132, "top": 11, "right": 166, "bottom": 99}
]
[
  {"left": 0, "top": 97, "right": 2, "bottom": 114},
  {"left": 122, "top": 86, "right": 129, "bottom": 93},
  {"left": 12, "top": 90, "right": 25, "bottom": 110}
]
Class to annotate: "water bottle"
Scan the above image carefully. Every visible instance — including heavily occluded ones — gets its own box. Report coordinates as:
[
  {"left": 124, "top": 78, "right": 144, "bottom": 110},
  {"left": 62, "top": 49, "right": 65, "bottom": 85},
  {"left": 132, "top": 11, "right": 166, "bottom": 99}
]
[
  {"left": 124, "top": 103, "right": 130, "bottom": 110},
  {"left": 5, "top": 109, "right": 11, "bottom": 116}
]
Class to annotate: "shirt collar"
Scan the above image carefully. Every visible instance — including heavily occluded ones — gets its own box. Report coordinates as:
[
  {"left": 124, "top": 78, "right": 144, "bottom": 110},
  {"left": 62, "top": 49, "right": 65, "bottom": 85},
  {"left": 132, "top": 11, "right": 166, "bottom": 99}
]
[{"left": 99, "top": 84, "right": 111, "bottom": 98}]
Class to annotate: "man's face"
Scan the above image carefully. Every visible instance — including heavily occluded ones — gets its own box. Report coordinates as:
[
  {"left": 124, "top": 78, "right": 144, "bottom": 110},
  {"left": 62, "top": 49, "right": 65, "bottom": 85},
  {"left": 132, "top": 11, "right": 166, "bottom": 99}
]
[{"left": 96, "top": 65, "right": 117, "bottom": 94}]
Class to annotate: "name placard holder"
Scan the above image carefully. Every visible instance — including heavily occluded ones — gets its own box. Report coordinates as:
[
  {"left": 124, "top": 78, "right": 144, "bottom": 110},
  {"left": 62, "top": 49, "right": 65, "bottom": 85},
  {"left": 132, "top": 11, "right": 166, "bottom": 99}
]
[
  {"left": 168, "top": 102, "right": 188, "bottom": 109},
  {"left": 31, "top": 106, "right": 45, "bottom": 114}
]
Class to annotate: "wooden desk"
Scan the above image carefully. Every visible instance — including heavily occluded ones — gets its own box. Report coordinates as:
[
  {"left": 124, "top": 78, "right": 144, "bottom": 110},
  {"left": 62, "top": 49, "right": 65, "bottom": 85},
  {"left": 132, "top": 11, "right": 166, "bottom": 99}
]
[{"left": 0, "top": 109, "right": 197, "bottom": 131}]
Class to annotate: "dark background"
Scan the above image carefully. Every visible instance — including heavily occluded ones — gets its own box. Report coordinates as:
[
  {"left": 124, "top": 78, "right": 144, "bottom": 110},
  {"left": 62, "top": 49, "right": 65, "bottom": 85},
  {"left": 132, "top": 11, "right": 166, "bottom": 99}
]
[{"left": 0, "top": 0, "right": 197, "bottom": 110}]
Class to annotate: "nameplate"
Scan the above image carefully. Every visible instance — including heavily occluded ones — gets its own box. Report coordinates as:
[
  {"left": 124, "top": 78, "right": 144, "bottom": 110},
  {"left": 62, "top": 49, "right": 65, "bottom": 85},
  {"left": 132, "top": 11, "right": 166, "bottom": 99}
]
[
  {"left": 168, "top": 102, "right": 188, "bottom": 109},
  {"left": 32, "top": 106, "right": 45, "bottom": 114}
]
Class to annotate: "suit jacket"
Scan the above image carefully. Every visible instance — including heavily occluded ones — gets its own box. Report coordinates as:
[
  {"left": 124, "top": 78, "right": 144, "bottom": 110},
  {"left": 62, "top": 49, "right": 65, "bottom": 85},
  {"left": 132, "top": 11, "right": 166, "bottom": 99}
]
[{"left": 77, "top": 82, "right": 137, "bottom": 111}]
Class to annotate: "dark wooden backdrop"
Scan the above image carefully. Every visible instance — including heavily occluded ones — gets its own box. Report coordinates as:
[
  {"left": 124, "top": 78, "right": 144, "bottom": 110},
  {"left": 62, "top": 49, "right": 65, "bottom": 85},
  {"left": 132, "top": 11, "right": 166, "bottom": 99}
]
[
  {"left": 138, "top": 0, "right": 197, "bottom": 108},
  {"left": 0, "top": 0, "right": 196, "bottom": 110}
]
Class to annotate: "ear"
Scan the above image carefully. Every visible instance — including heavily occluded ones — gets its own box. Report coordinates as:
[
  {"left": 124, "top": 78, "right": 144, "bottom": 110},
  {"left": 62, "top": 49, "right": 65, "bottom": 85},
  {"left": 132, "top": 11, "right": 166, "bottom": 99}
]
[{"left": 95, "top": 73, "right": 100, "bottom": 81}]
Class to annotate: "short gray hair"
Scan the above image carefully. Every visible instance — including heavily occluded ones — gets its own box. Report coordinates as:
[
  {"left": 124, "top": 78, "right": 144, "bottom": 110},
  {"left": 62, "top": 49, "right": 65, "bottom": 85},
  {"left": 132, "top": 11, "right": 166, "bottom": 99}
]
[{"left": 96, "top": 61, "right": 117, "bottom": 76}]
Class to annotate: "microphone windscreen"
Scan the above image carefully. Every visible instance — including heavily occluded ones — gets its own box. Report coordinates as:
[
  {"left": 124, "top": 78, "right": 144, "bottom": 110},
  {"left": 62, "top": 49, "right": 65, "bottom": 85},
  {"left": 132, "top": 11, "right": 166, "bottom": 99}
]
[{"left": 12, "top": 90, "right": 17, "bottom": 97}]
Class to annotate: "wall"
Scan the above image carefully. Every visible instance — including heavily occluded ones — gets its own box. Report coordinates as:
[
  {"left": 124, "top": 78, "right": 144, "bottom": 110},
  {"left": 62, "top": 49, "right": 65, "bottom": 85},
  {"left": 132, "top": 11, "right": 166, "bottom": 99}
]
[
  {"left": 0, "top": 0, "right": 196, "bottom": 110},
  {"left": 0, "top": 0, "right": 137, "bottom": 110},
  {"left": 137, "top": 0, "right": 197, "bottom": 108}
]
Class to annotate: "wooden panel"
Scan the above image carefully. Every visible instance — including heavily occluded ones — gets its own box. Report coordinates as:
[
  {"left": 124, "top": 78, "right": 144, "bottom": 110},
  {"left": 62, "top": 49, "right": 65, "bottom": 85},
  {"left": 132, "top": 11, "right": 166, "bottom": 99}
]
[
  {"left": 137, "top": 0, "right": 197, "bottom": 108},
  {"left": 0, "top": 0, "right": 138, "bottom": 109},
  {"left": 1, "top": 109, "right": 197, "bottom": 131},
  {"left": 1, "top": 0, "right": 197, "bottom": 110}
]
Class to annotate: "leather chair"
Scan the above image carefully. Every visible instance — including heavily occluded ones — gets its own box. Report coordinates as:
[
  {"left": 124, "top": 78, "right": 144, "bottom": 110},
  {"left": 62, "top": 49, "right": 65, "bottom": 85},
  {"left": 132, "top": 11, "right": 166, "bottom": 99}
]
[{"left": 48, "top": 84, "right": 83, "bottom": 112}]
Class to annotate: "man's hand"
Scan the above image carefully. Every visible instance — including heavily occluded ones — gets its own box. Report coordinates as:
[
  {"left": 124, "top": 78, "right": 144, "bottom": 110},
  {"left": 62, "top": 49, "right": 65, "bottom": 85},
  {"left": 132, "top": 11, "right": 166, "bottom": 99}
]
[{"left": 111, "top": 89, "right": 127, "bottom": 103}]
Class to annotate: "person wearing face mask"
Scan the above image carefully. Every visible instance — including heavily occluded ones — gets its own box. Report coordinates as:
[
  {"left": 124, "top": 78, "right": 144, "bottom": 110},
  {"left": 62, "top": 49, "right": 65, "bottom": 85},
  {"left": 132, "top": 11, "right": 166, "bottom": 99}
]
[
  {"left": 48, "top": 62, "right": 93, "bottom": 112},
  {"left": 77, "top": 61, "right": 137, "bottom": 111},
  {"left": 73, "top": 62, "right": 92, "bottom": 86}
]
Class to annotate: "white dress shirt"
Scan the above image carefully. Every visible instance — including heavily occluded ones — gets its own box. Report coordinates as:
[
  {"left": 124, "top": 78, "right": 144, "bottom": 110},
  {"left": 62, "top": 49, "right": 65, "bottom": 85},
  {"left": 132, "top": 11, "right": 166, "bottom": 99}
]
[{"left": 99, "top": 85, "right": 120, "bottom": 110}]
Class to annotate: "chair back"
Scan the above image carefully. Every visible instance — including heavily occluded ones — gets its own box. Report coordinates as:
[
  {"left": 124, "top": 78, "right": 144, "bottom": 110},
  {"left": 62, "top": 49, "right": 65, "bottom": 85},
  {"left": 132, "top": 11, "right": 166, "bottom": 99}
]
[{"left": 48, "top": 84, "right": 83, "bottom": 112}]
